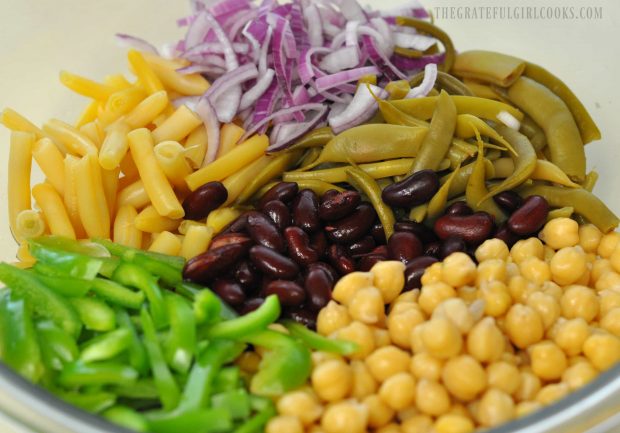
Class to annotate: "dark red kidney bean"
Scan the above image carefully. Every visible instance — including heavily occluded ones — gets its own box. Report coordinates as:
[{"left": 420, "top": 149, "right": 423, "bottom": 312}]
[
  {"left": 358, "top": 254, "right": 386, "bottom": 272},
  {"left": 319, "top": 190, "right": 361, "bottom": 221},
  {"left": 445, "top": 201, "right": 473, "bottom": 217},
  {"left": 507, "top": 195, "right": 549, "bottom": 236},
  {"left": 262, "top": 200, "right": 291, "bottom": 232},
  {"left": 371, "top": 222, "right": 387, "bottom": 245},
  {"left": 284, "top": 226, "right": 320, "bottom": 266},
  {"left": 381, "top": 169, "right": 440, "bottom": 208},
  {"left": 307, "top": 262, "right": 338, "bottom": 283},
  {"left": 328, "top": 244, "right": 356, "bottom": 275},
  {"left": 212, "top": 278, "right": 246, "bottom": 306},
  {"left": 310, "top": 231, "right": 328, "bottom": 258},
  {"left": 325, "top": 203, "right": 376, "bottom": 244},
  {"left": 249, "top": 245, "right": 300, "bottom": 279},
  {"left": 233, "top": 260, "right": 259, "bottom": 291},
  {"left": 387, "top": 231, "right": 423, "bottom": 263},
  {"left": 404, "top": 256, "right": 439, "bottom": 291},
  {"left": 221, "top": 213, "right": 249, "bottom": 234},
  {"left": 434, "top": 212, "right": 495, "bottom": 245},
  {"left": 258, "top": 182, "right": 299, "bottom": 209},
  {"left": 182, "top": 181, "right": 228, "bottom": 220},
  {"left": 439, "top": 236, "right": 467, "bottom": 259},
  {"left": 370, "top": 245, "right": 389, "bottom": 257},
  {"left": 284, "top": 308, "right": 317, "bottom": 329},
  {"left": 424, "top": 241, "right": 441, "bottom": 258},
  {"left": 246, "top": 211, "right": 285, "bottom": 252},
  {"left": 394, "top": 220, "right": 437, "bottom": 244},
  {"left": 493, "top": 190, "right": 524, "bottom": 213},
  {"left": 210, "top": 233, "right": 253, "bottom": 251},
  {"left": 304, "top": 268, "right": 333, "bottom": 311},
  {"left": 292, "top": 189, "right": 321, "bottom": 233},
  {"left": 264, "top": 280, "right": 306, "bottom": 307},
  {"left": 494, "top": 223, "right": 522, "bottom": 248},
  {"left": 239, "top": 297, "right": 264, "bottom": 315},
  {"left": 183, "top": 244, "right": 248, "bottom": 283},
  {"left": 321, "top": 189, "right": 340, "bottom": 202},
  {"left": 348, "top": 236, "right": 376, "bottom": 256}
]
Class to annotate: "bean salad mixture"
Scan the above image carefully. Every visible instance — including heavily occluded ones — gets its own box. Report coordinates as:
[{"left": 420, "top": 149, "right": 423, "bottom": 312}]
[{"left": 2, "top": 0, "right": 620, "bottom": 432}]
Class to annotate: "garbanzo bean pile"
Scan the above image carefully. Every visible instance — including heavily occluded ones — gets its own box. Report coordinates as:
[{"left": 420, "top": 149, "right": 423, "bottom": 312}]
[{"left": 265, "top": 218, "right": 620, "bottom": 433}]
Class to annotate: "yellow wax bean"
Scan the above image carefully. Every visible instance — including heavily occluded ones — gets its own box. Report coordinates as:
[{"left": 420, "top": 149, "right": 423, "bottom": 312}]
[
  {"left": 32, "top": 137, "right": 65, "bottom": 195},
  {"left": 206, "top": 208, "right": 243, "bottom": 234},
  {"left": 128, "top": 128, "right": 184, "bottom": 218},
  {"left": 153, "top": 141, "right": 193, "bottom": 189},
  {"left": 117, "top": 179, "right": 150, "bottom": 210},
  {"left": 59, "top": 70, "right": 115, "bottom": 100},
  {"left": 127, "top": 50, "right": 164, "bottom": 94},
  {"left": 15, "top": 210, "right": 46, "bottom": 240},
  {"left": 185, "top": 134, "right": 269, "bottom": 191},
  {"left": 43, "top": 119, "right": 98, "bottom": 156},
  {"left": 135, "top": 205, "right": 181, "bottom": 233},
  {"left": 79, "top": 121, "right": 105, "bottom": 149},
  {"left": 113, "top": 205, "right": 142, "bottom": 249},
  {"left": 75, "top": 100, "right": 100, "bottom": 128},
  {"left": 8, "top": 131, "right": 35, "bottom": 241},
  {"left": 124, "top": 90, "right": 169, "bottom": 129},
  {"left": 99, "top": 87, "right": 147, "bottom": 127},
  {"left": 32, "top": 183, "right": 76, "bottom": 239},
  {"left": 144, "top": 54, "right": 210, "bottom": 96},
  {"left": 148, "top": 231, "right": 183, "bottom": 256},
  {"left": 1, "top": 108, "right": 45, "bottom": 138},
  {"left": 99, "top": 121, "right": 131, "bottom": 170},
  {"left": 184, "top": 125, "right": 208, "bottom": 169},
  {"left": 74, "top": 154, "right": 111, "bottom": 239},
  {"left": 152, "top": 105, "right": 203, "bottom": 143},
  {"left": 63, "top": 155, "right": 87, "bottom": 239},
  {"left": 180, "top": 225, "right": 214, "bottom": 260},
  {"left": 223, "top": 155, "right": 274, "bottom": 205},
  {"left": 217, "top": 123, "right": 245, "bottom": 158}
]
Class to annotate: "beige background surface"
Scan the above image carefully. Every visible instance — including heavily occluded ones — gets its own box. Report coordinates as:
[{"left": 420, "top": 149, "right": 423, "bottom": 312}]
[{"left": 0, "top": 0, "right": 619, "bottom": 430}]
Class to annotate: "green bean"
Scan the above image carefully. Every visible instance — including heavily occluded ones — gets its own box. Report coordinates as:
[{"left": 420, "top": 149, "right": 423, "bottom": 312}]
[
  {"left": 446, "top": 146, "right": 470, "bottom": 170},
  {"left": 392, "top": 95, "right": 523, "bottom": 122},
  {"left": 378, "top": 99, "right": 428, "bottom": 128},
  {"left": 394, "top": 46, "right": 425, "bottom": 59},
  {"left": 395, "top": 17, "right": 456, "bottom": 72},
  {"left": 286, "top": 127, "right": 334, "bottom": 151},
  {"left": 492, "top": 158, "right": 515, "bottom": 179},
  {"left": 385, "top": 80, "right": 411, "bottom": 100},
  {"left": 299, "top": 148, "right": 322, "bottom": 169},
  {"left": 427, "top": 163, "right": 462, "bottom": 220},
  {"left": 519, "top": 115, "right": 547, "bottom": 151},
  {"left": 463, "top": 79, "right": 506, "bottom": 101},
  {"left": 531, "top": 160, "right": 580, "bottom": 188},
  {"left": 507, "top": 77, "right": 585, "bottom": 182},
  {"left": 518, "top": 184, "right": 619, "bottom": 232},
  {"left": 346, "top": 167, "right": 396, "bottom": 240},
  {"left": 466, "top": 142, "right": 505, "bottom": 219},
  {"left": 524, "top": 62, "right": 600, "bottom": 144},
  {"left": 480, "top": 125, "right": 537, "bottom": 202},
  {"left": 294, "top": 180, "right": 344, "bottom": 196},
  {"left": 410, "top": 71, "right": 474, "bottom": 96},
  {"left": 409, "top": 204, "right": 428, "bottom": 223},
  {"left": 547, "top": 207, "right": 574, "bottom": 221},
  {"left": 410, "top": 90, "right": 457, "bottom": 173},
  {"left": 452, "top": 50, "right": 526, "bottom": 87},
  {"left": 284, "top": 159, "right": 416, "bottom": 184},
  {"left": 485, "top": 149, "right": 502, "bottom": 161},
  {"left": 443, "top": 159, "right": 495, "bottom": 198},
  {"left": 455, "top": 114, "right": 517, "bottom": 155},
  {"left": 583, "top": 171, "right": 599, "bottom": 192}
]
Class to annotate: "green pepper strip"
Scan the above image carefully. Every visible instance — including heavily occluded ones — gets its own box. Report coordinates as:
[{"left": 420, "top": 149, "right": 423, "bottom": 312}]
[
  {"left": 36, "top": 320, "right": 78, "bottom": 371},
  {"left": 103, "top": 406, "right": 149, "bottom": 432},
  {"left": 410, "top": 90, "right": 457, "bottom": 173},
  {"left": 30, "top": 273, "right": 92, "bottom": 298},
  {"left": 211, "top": 388, "right": 251, "bottom": 420},
  {"left": 112, "top": 379, "right": 159, "bottom": 400},
  {"left": 517, "top": 184, "right": 620, "bottom": 233},
  {"left": 28, "top": 238, "right": 103, "bottom": 280},
  {"left": 206, "top": 295, "right": 280, "bottom": 340},
  {"left": 236, "top": 150, "right": 303, "bottom": 204},
  {"left": 346, "top": 167, "right": 396, "bottom": 240},
  {"left": 583, "top": 171, "right": 599, "bottom": 193},
  {"left": 507, "top": 77, "right": 585, "bottom": 182},
  {"left": 146, "top": 408, "right": 233, "bottom": 433},
  {"left": 283, "top": 320, "right": 358, "bottom": 355},
  {"left": 465, "top": 138, "right": 505, "bottom": 220},
  {"left": 58, "top": 361, "right": 138, "bottom": 387},
  {"left": 69, "top": 297, "right": 116, "bottom": 332},
  {"left": 0, "top": 263, "right": 81, "bottom": 337},
  {"left": 480, "top": 125, "right": 537, "bottom": 202},
  {"left": 141, "top": 307, "right": 181, "bottom": 411},
  {"left": 284, "top": 158, "right": 416, "bottom": 184},
  {"left": 165, "top": 293, "right": 196, "bottom": 374},
  {"left": 524, "top": 62, "right": 600, "bottom": 144},
  {"left": 395, "top": 16, "right": 455, "bottom": 72},
  {"left": 286, "top": 126, "right": 335, "bottom": 151},
  {"left": 427, "top": 163, "right": 462, "bottom": 220},
  {"left": 519, "top": 115, "right": 547, "bottom": 151},
  {"left": 80, "top": 328, "right": 132, "bottom": 363},
  {"left": 59, "top": 391, "right": 117, "bottom": 414},
  {"left": 213, "top": 366, "right": 241, "bottom": 393},
  {"left": 113, "top": 263, "right": 168, "bottom": 328},
  {"left": 90, "top": 277, "right": 145, "bottom": 309},
  {"left": 233, "top": 403, "right": 276, "bottom": 433},
  {"left": 116, "top": 309, "right": 149, "bottom": 375},
  {"left": 0, "top": 291, "right": 44, "bottom": 382}
]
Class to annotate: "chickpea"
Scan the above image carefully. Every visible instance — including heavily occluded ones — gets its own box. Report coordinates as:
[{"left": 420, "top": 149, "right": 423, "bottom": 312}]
[
  {"left": 511, "top": 238, "right": 544, "bottom": 264},
  {"left": 348, "top": 286, "right": 385, "bottom": 325},
  {"left": 236, "top": 350, "right": 261, "bottom": 373},
  {"left": 400, "top": 414, "right": 433, "bottom": 433},
  {"left": 307, "top": 426, "right": 325, "bottom": 433},
  {"left": 375, "top": 423, "right": 402, "bottom": 433},
  {"left": 515, "top": 401, "right": 543, "bottom": 418},
  {"left": 467, "top": 317, "right": 505, "bottom": 363},
  {"left": 480, "top": 281, "right": 512, "bottom": 317},
  {"left": 321, "top": 400, "right": 368, "bottom": 433},
  {"left": 550, "top": 247, "right": 588, "bottom": 286},
  {"left": 350, "top": 360, "right": 378, "bottom": 400},
  {"left": 457, "top": 285, "right": 478, "bottom": 303},
  {"left": 365, "top": 346, "right": 411, "bottom": 382},
  {"left": 371, "top": 261, "right": 406, "bottom": 303},
  {"left": 266, "top": 415, "right": 304, "bottom": 433},
  {"left": 560, "top": 285, "right": 599, "bottom": 322},
  {"left": 601, "top": 307, "right": 620, "bottom": 337},
  {"left": 487, "top": 362, "right": 521, "bottom": 395},
  {"left": 442, "top": 355, "right": 487, "bottom": 402},
  {"left": 390, "top": 291, "right": 419, "bottom": 310},
  {"left": 526, "top": 291, "right": 560, "bottom": 330},
  {"left": 332, "top": 272, "right": 374, "bottom": 305},
  {"left": 441, "top": 252, "right": 477, "bottom": 287},
  {"left": 539, "top": 217, "right": 579, "bottom": 249},
  {"left": 543, "top": 246, "right": 555, "bottom": 263},
  {"left": 529, "top": 341, "right": 568, "bottom": 380},
  {"left": 312, "top": 351, "right": 343, "bottom": 367},
  {"left": 396, "top": 406, "right": 419, "bottom": 422},
  {"left": 387, "top": 307, "right": 425, "bottom": 349},
  {"left": 553, "top": 317, "right": 590, "bottom": 356},
  {"left": 317, "top": 301, "right": 351, "bottom": 336},
  {"left": 475, "top": 238, "right": 510, "bottom": 262},
  {"left": 277, "top": 390, "right": 323, "bottom": 426},
  {"left": 421, "top": 317, "right": 463, "bottom": 359},
  {"left": 599, "top": 290, "right": 620, "bottom": 318},
  {"left": 311, "top": 359, "right": 353, "bottom": 402},
  {"left": 591, "top": 259, "right": 613, "bottom": 285},
  {"left": 421, "top": 262, "right": 443, "bottom": 286},
  {"left": 579, "top": 224, "right": 603, "bottom": 253},
  {"left": 536, "top": 383, "right": 570, "bottom": 405},
  {"left": 542, "top": 280, "right": 563, "bottom": 302},
  {"left": 373, "top": 327, "right": 392, "bottom": 348},
  {"left": 410, "top": 352, "right": 443, "bottom": 382},
  {"left": 597, "top": 232, "right": 620, "bottom": 258},
  {"left": 410, "top": 325, "right": 426, "bottom": 354},
  {"left": 378, "top": 373, "right": 417, "bottom": 411},
  {"left": 519, "top": 257, "right": 551, "bottom": 285},
  {"left": 416, "top": 379, "right": 451, "bottom": 416},
  {"left": 514, "top": 371, "right": 542, "bottom": 402},
  {"left": 432, "top": 298, "right": 474, "bottom": 334},
  {"left": 418, "top": 282, "right": 456, "bottom": 316},
  {"left": 477, "top": 388, "right": 515, "bottom": 428},
  {"left": 508, "top": 275, "right": 538, "bottom": 304},
  {"left": 595, "top": 271, "right": 620, "bottom": 292},
  {"left": 335, "top": 321, "right": 375, "bottom": 360},
  {"left": 583, "top": 331, "right": 620, "bottom": 370},
  {"left": 434, "top": 414, "right": 475, "bottom": 433},
  {"left": 562, "top": 360, "right": 598, "bottom": 390},
  {"left": 363, "top": 395, "right": 395, "bottom": 428},
  {"left": 505, "top": 304, "right": 544, "bottom": 349}
]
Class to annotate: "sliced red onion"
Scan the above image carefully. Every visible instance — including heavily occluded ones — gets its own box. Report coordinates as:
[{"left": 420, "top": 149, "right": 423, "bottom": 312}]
[
  {"left": 303, "top": 4, "right": 323, "bottom": 47},
  {"left": 195, "top": 97, "right": 221, "bottom": 166},
  {"left": 393, "top": 32, "right": 436, "bottom": 51},
  {"left": 172, "top": 96, "right": 201, "bottom": 111},
  {"left": 391, "top": 52, "right": 445, "bottom": 71},
  {"left": 202, "top": 10, "right": 239, "bottom": 71},
  {"left": 177, "top": 64, "right": 225, "bottom": 75},
  {"left": 329, "top": 84, "right": 388, "bottom": 134},
  {"left": 251, "top": 80, "right": 281, "bottom": 130},
  {"left": 315, "top": 66, "right": 379, "bottom": 92},
  {"left": 114, "top": 34, "right": 158, "bottom": 54},
  {"left": 268, "top": 105, "right": 328, "bottom": 152},
  {"left": 185, "top": 11, "right": 212, "bottom": 49},
  {"left": 239, "top": 68, "right": 275, "bottom": 111},
  {"left": 406, "top": 63, "right": 437, "bottom": 98},
  {"left": 339, "top": 0, "right": 367, "bottom": 22},
  {"left": 345, "top": 20, "right": 360, "bottom": 46},
  {"left": 319, "top": 46, "right": 360, "bottom": 74},
  {"left": 258, "top": 26, "right": 273, "bottom": 74},
  {"left": 205, "top": 63, "right": 258, "bottom": 122},
  {"left": 370, "top": 17, "right": 393, "bottom": 50},
  {"left": 184, "top": 41, "right": 249, "bottom": 57},
  {"left": 243, "top": 102, "right": 325, "bottom": 143},
  {"left": 497, "top": 111, "right": 521, "bottom": 130},
  {"left": 299, "top": 46, "right": 330, "bottom": 84},
  {"left": 190, "top": 0, "right": 206, "bottom": 13}
]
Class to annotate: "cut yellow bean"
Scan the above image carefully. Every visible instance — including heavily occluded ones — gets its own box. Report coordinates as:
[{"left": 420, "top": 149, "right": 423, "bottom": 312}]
[
  {"left": 99, "top": 86, "right": 147, "bottom": 127},
  {"left": 8, "top": 131, "right": 35, "bottom": 241},
  {"left": 452, "top": 50, "right": 526, "bottom": 87},
  {"left": 74, "top": 154, "right": 111, "bottom": 239},
  {"left": 223, "top": 155, "right": 274, "bottom": 206},
  {"left": 144, "top": 55, "right": 210, "bottom": 96},
  {"left": 180, "top": 225, "right": 214, "bottom": 260},
  {"left": 1, "top": 108, "right": 45, "bottom": 138},
  {"left": 113, "top": 205, "right": 142, "bottom": 248},
  {"left": 117, "top": 179, "right": 150, "bottom": 210},
  {"left": 206, "top": 207, "right": 242, "bottom": 234},
  {"left": 185, "top": 134, "right": 269, "bottom": 191},
  {"left": 101, "top": 167, "right": 120, "bottom": 220},
  {"left": 59, "top": 70, "right": 115, "bottom": 100},
  {"left": 104, "top": 74, "right": 133, "bottom": 91},
  {"left": 154, "top": 140, "right": 193, "bottom": 189},
  {"left": 127, "top": 50, "right": 164, "bottom": 94},
  {"left": 217, "top": 123, "right": 246, "bottom": 158},
  {"left": 16, "top": 242, "right": 37, "bottom": 266},
  {"left": 15, "top": 210, "right": 46, "bottom": 240},
  {"left": 75, "top": 100, "right": 101, "bottom": 128},
  {"left": 99, "top": 121, "right": 131, "bottom": 170},
  {"left": 531, "top": 160, "right": 580, "bottom": 188},
  {"left": 63, "top": 155, "right": 87, "bottom": 239},
  {"left": 184, "top": 125, "right": 209, "bottom": 169},
  {"left": 124, "top": 90, "right": 169, "bottom": 129},
  {"left": 135, "top": 205, "right": 181, "bottom": 233},
  {"left": 128, "top": 128, "right": 184, "bottom": 218},
  {"left": 392, "top": 95, "right": 523, "bottom": 122},
  {"left": 79, "top": 121, "right": 105, "bottom": 149},
  {"left": 43, "top": 119, "right": 98, "bottom": 156},
  {"left": 178, "top": 220, "right": 204, "bottom": 235},
  {"left": 148, "top": 231, "right": 183, "bottom": 256},
  {"left": 32, "top": 137, "right": 65, "bottom": 195},
  {"left": 32, "top": 183, "right": 76, "bottom": 239},
  {"left": 152, "top": 105, "right": 203, "bottom": 143}
]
